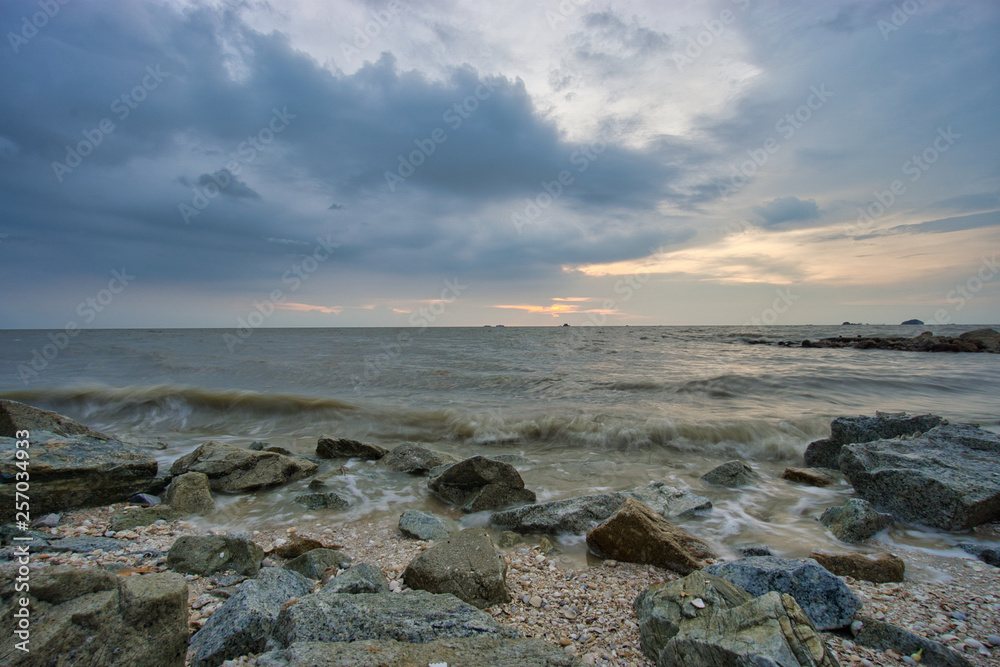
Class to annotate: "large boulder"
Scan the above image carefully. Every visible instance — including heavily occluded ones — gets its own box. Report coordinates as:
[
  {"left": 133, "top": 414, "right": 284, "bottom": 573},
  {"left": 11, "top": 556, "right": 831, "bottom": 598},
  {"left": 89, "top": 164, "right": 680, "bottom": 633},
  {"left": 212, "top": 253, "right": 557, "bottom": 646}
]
[
  {"left": 0, "top": 566, "right": 187, "bottom": 667},
  {"left": 851, "top": 615, "right": 972, "bottom": 667},
  {"left": 428, "top": 456, "right": 535, "bottom": 512},
  {"left": 167, "top": 535, "right": 264, "bottom": 576},
  {"left": 170, "top": 441, "right": 317, "bottom": 493},
  {"left": 316, "top": 436, "right": 387, "bottom": 460},
  {"left": 320, "top": 563, "right": 390, "bottom": 595},
  {"left": 704, "top": 556, "right": 862, "bottom": 631},
  {"left": 491, "top": 492, "right": 627, "bottom": 534},
  {"left": 809, "top": 551, "right": 905, "bottom": 583},
  {"left": 586, "top": 497, "right": 715, "bottom": 574},
  {"left": 189, "top": 567, "right": 314, "bottom": 667},
  {"left": 627, "top": 482, "right": 713, "bottom": 519},
  {"left": 284, "top": 548, "right": 351, "bottom": 580},
  {"left": 380, "top": 443, "right": 457, "bottom": 474},
  {"left": 839, "top": 423, "right": 1000, "bottom": 530},
  {"left": 269, "top": 589, "right": 515, "bottom": 647},
  {"left": 958, "top": 327, "right": 1000, "bottom": 352},
  {"left": 164, "top": 471, "right": 215, "bottom": 515},
  {"left": 256, "top": 637, "right": 583, "bottom": 667},
  {"left": 699, "top": 460, "right": 760, "bottom": 487},
  {"left": 804, "top": 413, "right": 944, "bottom": 469},
  {"left": 0, "top": 398, "right": 106, "bottom": 439},
  {"left": 635, "top": 571, "right": 838, "bottom": 667},
  {"left": 399, "top": 509, "right": 454, "bottom": 541},
  {"left": 403, "top": 528, "right": 509, "bottom": 608},
  {"left": 820, "top": 498, "right": 893, "bottom": 542}
]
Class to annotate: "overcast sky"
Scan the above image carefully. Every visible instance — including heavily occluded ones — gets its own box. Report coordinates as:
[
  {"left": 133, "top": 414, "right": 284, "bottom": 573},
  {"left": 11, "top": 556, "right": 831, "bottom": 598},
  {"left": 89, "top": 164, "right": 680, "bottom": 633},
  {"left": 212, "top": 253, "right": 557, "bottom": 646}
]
[{"left": 1, "top": 0, "right": 998, "bottom": 328}]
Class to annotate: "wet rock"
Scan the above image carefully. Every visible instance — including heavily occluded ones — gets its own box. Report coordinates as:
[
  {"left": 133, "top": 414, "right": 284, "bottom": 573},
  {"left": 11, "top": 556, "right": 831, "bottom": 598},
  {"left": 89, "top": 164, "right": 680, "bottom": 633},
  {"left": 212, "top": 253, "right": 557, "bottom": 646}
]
[
  {"left": 269, "top": 589, "right": 515, "bottom": 647},
  {"left": 0, "top": 565, "right": 187, "bottom": 667},
  {"left": 293, "top": 491, "right": 350, "bottom": 510},
  {"left": 957, "top": 542, "right": 1000, "bottom": 567},
  {"left": 627, "top": 482, "right": 713, "bottom": 518},
  {"left": 190, "top": 567, "right": 314, "bottom": 667},
  {"left": 851, "top": 615, "right": 972, "bottom": 667},
  {"left": 110, "top": 505, "right": 182, "bottom": 531},
  {"left": 820, "top": 498, "right": 893, "bottom": 542},
  {"left": 403, "top": 527, "right": 509, "bottom": 608},
  {"left": 315, "top": 436, "right": 387, "bottom": 460},
  {"left": 256, "top": 637, "right": 582, "bottom": 667},
  {"left": 700, "top": 460, "right": 760, "bottom": 487},
  {"left": 781, "top": 467, "right": 834, "bottom": 487},
  {"left": 381, "top": 443, "right": 458, "bottom": 474},
  {"left": 804, "top": 413, "right": 944, "bottom": 469},
  {"left": 271, "top": 534, "right": 325, "bottom": 560},
  {"left": 0, "top": 398, "right": 106, "bottom": 439},
  {"left": 704, "top": 556, "right": 862, "bottom": 630},
  {"left": 428, "top": 456, "right": 536, "bottom": 512},
  {"left": 248, "top": 441, "right": 268, "bottom": 451},
  {"left": 284, "top": 548, "right": 351, "bottom": 580},
  {"left": 164, "top": 471, "right": 215, "bottom": 515},
  {"left": 32, "top": 513, "right": 62, "bottom": 528},
  {"left": 167, "top": 535, "right": 264, "bottom": 576},
  {"left": 586, "top": 497, "right": 716, "bottom": 575},
  {"left": 170, "top": 441, "right": 317, "bottom": 493},
  {"left": 491, "top": 492, "right": 626, "bottom": 534},
  {"left": 320, "top": 563, "right": 389, "bottom": 595},
  {"left": 398, "top": 509, "right": 453, "bottom": 541},
  {"left": 809, "top": 551, "right": 905, "bottom": 583},
  {"left": 958, "top": 327, "right": 1000, "bottom": 352},
  {"left": 736, "top": 544, "right": 774, "bottom": 557},
  {"left": 839, "top": 423, "right": 1000, "bottom": 530}
]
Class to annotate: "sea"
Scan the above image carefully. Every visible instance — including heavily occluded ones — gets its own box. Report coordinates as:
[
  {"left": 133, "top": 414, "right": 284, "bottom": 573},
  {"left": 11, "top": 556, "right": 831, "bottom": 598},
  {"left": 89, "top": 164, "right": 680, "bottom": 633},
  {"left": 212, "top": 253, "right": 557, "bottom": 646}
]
[{"left": 2, "top": 324, "right": 998, "bottom": 569}]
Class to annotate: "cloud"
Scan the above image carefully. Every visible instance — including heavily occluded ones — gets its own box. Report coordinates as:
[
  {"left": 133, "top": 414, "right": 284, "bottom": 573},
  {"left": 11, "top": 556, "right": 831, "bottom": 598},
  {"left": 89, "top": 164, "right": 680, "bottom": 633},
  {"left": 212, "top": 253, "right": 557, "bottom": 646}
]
[{"left": 753, "top": 196, "right": 820, "bottom": 226}]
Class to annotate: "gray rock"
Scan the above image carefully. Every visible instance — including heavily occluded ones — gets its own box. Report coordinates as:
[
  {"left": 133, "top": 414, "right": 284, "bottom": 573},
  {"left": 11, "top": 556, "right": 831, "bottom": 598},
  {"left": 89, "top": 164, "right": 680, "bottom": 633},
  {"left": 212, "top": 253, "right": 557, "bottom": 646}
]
[
  {"left": 403, "top": 528, "right": 509, "bottom": 608},
  {"left": 736, "top": 544, "right": 774, "bottom": 557},
  {"left": 491, "top": 492, "right": 627, "bottom": 534},
  {"left": 170, "top": 441, "right": 317, "bottom": 493},
  {"left": 957, "top": 543, "right": 1000, "bottom": 567},
  {"left": 294, "top": 491, "right": 350, "bottom": 511},
  {"left": 703, "top": 556, "right": 862, "bottom": 630},
  {"left": 804, "top": 413, "right": 944, "bottom": 469},
  {"left": 852, "top": 615, "right": 972, "bottom": 667},
  {"left": 284, "top": 548, "right": 352, "bottom": 580},
  {"left": 429, "top": 456, "right": 536, "bottom": 512},
  {"left": 269, "top": 589, "right": 516, "bottom": 647},
  {"left": 316, "top": 436, "right": 387, "bottom": 460},
  {"left": 820, "top": 499, "right": 893, "bottom": 542},
  {"left": 0, "top": 398, "right": 106, "bottom": 439},
  {"left": 320, "top": 563, "right": 389, "bottom": 595},
  {"left": 248, "top": 441, "right": 268, "bottom": 451},
  {"left": 111, "top": 505, "right": 182, "bottom": 531},
  {"left": 256, "top": 637, "right": 583, "bottom": 667},
  {"left": 32, "top": 513, "right": 62, "bottom": 528},
  {"left": 700, "top": 460, "right": 760, "bottom": 487},
  {"left": 497, "top": 531, "right": 524, "bottom": 548},
  {"left": 0, "top": 565, "right": 187, "bottom": 667},
  {"left": 398, "top": 509, "right": 453, "bottom": 541},
  {"left": 41, "top": 536, "right": 125, "bottom": 553},
  {"left": 380, "top": 443, "right": 457, "bottom": 473},
  {"left": 128, "top": 493, "right": 162, "bottom": 505},
  {"left": 958, "top": 328, "right": 1000, "bottom": 352},
  {"left": 164, "top": 471, "right": 215, "bottom": 515},
  {"left": 167, "top": 535, "right": 264, "bottom": 576},
  {"left": 839, "top": 423, "right": 1000, "bottom": 530},
  {"left": 627, "top": 482, "right": 712, "bottom": 519},
  {"left": 190, "top": 567, "right": 314, "bottom": 667},
  {"left": 1, "top": 525, "right": 53, "bottom": 548}
]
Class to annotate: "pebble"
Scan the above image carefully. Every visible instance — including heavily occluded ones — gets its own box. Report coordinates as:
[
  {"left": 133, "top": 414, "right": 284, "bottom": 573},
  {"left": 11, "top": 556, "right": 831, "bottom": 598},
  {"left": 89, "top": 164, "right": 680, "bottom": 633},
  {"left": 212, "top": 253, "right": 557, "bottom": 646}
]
[
  {"left": 691, "top": 598, "right": 706, "bottom": 609},
  {"left": 987, "top": 634, "right": 1000, "bottom": 646},
  {"left": 529, "top": 595, "right": 543, "bottom": 608},
  {"left": 964, "top": 638, "right": 983, "bottom": 649}
]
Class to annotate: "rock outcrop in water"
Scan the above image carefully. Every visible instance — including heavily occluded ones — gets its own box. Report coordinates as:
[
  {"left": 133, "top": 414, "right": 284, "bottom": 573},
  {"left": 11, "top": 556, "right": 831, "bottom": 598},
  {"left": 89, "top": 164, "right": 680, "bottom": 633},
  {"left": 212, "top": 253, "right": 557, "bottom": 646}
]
[
  {"left": 315, "top": 436, "right": 387, "bottom": 460},
  {"left": 797, "top": 328, "right": 1000, "bottom": 353},
  {"left": 804, "top": 412, "right": 944, "bottom": 469},
  {"left": 170, "top": 441, "right": 317, "bottom": 493},
  {"left": 820, "top": 498, "right": 894, "bottom": 543},
  {"left": 428, "top": 455, "right": 536, "bottom": 512}
]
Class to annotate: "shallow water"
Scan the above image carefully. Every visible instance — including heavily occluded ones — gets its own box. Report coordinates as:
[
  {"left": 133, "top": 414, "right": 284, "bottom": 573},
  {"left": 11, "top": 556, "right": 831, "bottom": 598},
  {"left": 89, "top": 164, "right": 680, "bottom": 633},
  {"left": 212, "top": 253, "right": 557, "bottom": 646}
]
[{"left": 2, "top": 325, "right": 998, "bottom": 565}]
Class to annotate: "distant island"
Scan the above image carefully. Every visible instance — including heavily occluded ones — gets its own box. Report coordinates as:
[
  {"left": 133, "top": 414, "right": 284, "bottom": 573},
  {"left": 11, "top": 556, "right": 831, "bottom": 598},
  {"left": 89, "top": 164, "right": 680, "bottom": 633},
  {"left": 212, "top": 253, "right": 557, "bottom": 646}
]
[{"left": 900, "top": 319, "right": 924, "bottom": 325}]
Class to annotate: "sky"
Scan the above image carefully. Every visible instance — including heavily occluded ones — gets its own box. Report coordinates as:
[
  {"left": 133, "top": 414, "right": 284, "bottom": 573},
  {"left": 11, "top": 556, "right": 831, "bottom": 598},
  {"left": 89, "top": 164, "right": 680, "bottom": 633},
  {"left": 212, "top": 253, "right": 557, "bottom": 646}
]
[{"left": 1, "top": 0, "right": 998, "bottom": 328}]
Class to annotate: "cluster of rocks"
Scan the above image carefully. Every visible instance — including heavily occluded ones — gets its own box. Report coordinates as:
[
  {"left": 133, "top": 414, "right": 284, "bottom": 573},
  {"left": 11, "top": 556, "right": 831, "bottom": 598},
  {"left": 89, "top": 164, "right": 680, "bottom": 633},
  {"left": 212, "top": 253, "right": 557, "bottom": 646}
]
[{"left": 781, "top": 328, "right": 1000, "bottom": 353}]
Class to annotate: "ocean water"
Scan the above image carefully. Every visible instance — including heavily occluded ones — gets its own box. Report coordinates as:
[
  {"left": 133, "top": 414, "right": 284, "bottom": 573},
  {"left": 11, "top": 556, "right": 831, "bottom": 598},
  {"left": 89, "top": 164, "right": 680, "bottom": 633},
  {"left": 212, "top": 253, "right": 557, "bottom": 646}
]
[{"left": 2, "top": 325, "right": 998, "bottom": 565}]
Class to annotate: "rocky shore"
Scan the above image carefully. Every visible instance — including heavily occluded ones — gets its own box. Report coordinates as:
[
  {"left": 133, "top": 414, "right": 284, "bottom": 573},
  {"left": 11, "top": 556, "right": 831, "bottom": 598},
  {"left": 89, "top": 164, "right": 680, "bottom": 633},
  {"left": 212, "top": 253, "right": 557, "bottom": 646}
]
[
  {"left": 752, "top": 327, "right": 1000, "bottom": 353},
  {"left": 2, "top": 399, "right": 999, "bottom": 666}
]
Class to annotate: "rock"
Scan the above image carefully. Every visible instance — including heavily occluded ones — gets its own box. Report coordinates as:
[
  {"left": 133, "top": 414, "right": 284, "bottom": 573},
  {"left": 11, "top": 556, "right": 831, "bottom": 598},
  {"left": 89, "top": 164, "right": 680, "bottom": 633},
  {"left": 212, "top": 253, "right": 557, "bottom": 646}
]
[
  {"left": 851, "top": 615, "right": 972, "bottom": 667},
  {"left": 491, "top": 492, "right": 626, "bottom": 534},
  {"left": 958, "top": 328, "right": 1000, "bottom": 352},
  {"left": 0, "top": 565, "right": 187, "bottom": 667},
  {"left": 809, "top": 551, "right": 905, "bottom": 583},
  {"left": 635, "top": 571, "right": 838, "bottom": 667},
  {"left": 0, "top": 398, "right": 107, "bottom": 439},
  {"left": 32, "top": 512, "right": 61, "bottom": 528},
  {"left": 403, "top": 527, "right": 509, "bottom": 608},
  {"left": 189, "top": 567, "right": 314, "bottom": 667},
  {"left": 429, "top": 456, "right": 536, "bottom": 512},
  {"left": 170, "top": 441, "right": 317, "bottom": 493},
  {"left": 381, "top": 443, "right": 458, "bottom": 474},
  {"left": 839, "top": 423, "right": 1000, "bottom": 529},
  {"left": 627, "top": 482, "right": 713, "bottom": 518},
  {"left": 736, "top": 544, "right": 773, "bottom": 557},
  {"left": 320, "top": 563, "right": 389, "bottom": 595},
  {"left": 781, "top": 467, "right": 835, "bottom": 487},
  {"left": 497, "top": 531, "right": 523, "bottom": 548},
  {"left": 804, "top": 413, "right": 944, "bottom": 469},
  {"left": 167, "top": 535, "right": 264, "bottom": 576},
  {"left": 399, "top": 509, "right": 453, "bottom": 541},
  {"left": 284, "top": 548, "right": 351, "bottom": 580},
  {"left": 265, "top": 446, "right": 294, "bottom": 456},
  {"left": 271, "top": 534, "right": 325, "bottom": 560},
  {"left": 901, "top": 319, "right": 924, "bottom": 325},
  {"left": 128, "top": 492, "right": 162, "bottom": 505},
  {"left": 256, "top": 637, "right": 583, "bottom": 667},
  {"left": 704, "top": 556, "right": 862, "bottom": 630},
  {"left": 248, "top": 441, "right": 268, "bottom": 451},
  {"left": 269, "top": 589, "right": 515, "bottom": 647},
  {"left": 699, "top": 460, "right": 760, "bottom": 487},
  {"left": 293, "top": 491, "right": 350, "bottom": 510},
  {"left": 110, "top": 505, "right": 182, "bottom": 531},
  {"left": 315, "top": 436, "right": 387, "bottom": 460},
  {"left": 41, "top": 536, "right": 125, "bottom": 553},
  {"left": 820, "top": 498, "right": 894, "bottom": 542},
  {"left": 164, "top": 471, "right": 215, "bottom": 515},
  {"left": 585, "top": 497, "right": 716, "bottom": 575},
  {"left": 957, "top": 542, "right": 1000, "bottom": 567}
]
